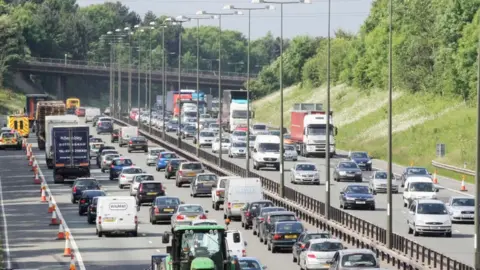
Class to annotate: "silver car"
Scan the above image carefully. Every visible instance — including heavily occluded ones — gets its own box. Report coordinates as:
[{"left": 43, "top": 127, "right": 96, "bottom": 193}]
[
  {"left": 299, "top": 238, "right": 344, "bottom": 270},
  {"left": 170, "top": 204, "right": 209, "bottom": 228},
  {"left": 90, "top": 142, "right": 104, "bottom": 159},
  {"left": 191, "top": 173, "right": 217, "bottom": 197},
  {"left": 446, "top": 196, "right": 474, "bottom": 223},
  {"left": 193, "top": 130, "right": 215, "bottom": 147},
  {"left": 284, "top": 144, "right": 298, "bottom": 161},
  {"left": 368, "top": 171, "right": 398, "bottom": 194},
  {"left": 228, "top": 141, "right": 247, "bottom": 158},
  {"left": 230, "top": 130, "right": 247, "bottom": 142},
  {"left": 100, "top": 153, "right": 120, "bottom": 173},
  {"left": 145, "top": 147, "right": 166, "bottom": 166},
  {"left": 129, "top": 174, "right": 155, "bottom": 196},
  {"left": 327, "top": 249, "right": 380, "bottom": 269},
  {"left": 208, "top": 123, "right": 220, "bottom": 134},
  {"left": 333, "top": 162, "right": 363, "bottom": 182},
  {"left": 290, "top": 163, "right": 320, "bottom": 185}
]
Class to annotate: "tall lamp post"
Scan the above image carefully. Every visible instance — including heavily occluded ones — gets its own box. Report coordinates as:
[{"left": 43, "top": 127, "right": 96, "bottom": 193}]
[
  {"left": 165, "top": 17, "right": 189, "bottom": 147},
  {"left": 114, "top": 28, "right": 123, "bottom": 118},
  {"left": 196, "top": 9, "right": 242, "bottom": 167},
  {"left": 177, "top": 15, "right": 214, "bottom": 156},
  {"left": 148, "top": 21, "right": 157, "bottom": 133},
  {"left": 252, "top": 0, "right": 311, "bottom": 198},
  {"left": 106, "top": 30, "right": 126, "bottom": 118},
  {"left": 386, "top": 0, "right": 393, "bottom": 248},
  {"left": 123, "top": 27, "right": 134, "bottom": 119},
  {"left": 474, "top": 4, "right": 480, "bottom": 267}
]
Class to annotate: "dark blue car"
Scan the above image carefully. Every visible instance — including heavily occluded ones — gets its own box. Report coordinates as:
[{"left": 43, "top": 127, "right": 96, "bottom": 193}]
[
  {"left": 339, "top": 184, "right": 376, "bottom": 210},
  {"left": 109, "top": 157, "right": 134, "bottom": 180},
  {"left": 71, "top": 178, "right": 101, "bottom": 203},
  {"left": 156, "top": 152, "right": 178, "bottom": 171},
  {"left": 165, "top": 121, "right": 179, "bottom": 132},
  {"left": 78, "top": 190, "right": 106, "bottom": 216},
  {"left": 349, "top": 151, "right": 372, "bottom": 171},
  {"left": 96, "top": 120, "right": 113, "bottom": 134}
]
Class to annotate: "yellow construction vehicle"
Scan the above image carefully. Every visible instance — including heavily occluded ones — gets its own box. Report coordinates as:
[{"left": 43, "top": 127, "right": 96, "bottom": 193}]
[
  {"left": 66, "top": 97, "right": 80, "bottom": 114},
  {"left": 7, "top": 115, "right": 29, "bottom": 138}
]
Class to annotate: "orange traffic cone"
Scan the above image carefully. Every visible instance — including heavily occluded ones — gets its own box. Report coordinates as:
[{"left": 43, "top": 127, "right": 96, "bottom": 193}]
[
  {"left": 50, "top": 210, "right": 59, "bottom": 225},
  {"left": 48, "top": 199, "right": 56, "bottom": 213},
  {"left": 63, "top": 238, "right": 72, "bottom": 257},
  {"left": 66, "top": 231, "right": 70, "bottom": 240},
  {"left": 57, "top": 224, "right": 65, "bottom": 240},
  {"left": 432, "top": 170, "right": 438, "bottom": 184},
  {"left": 32, "top": 160, "right": 38, "bottom": 172},
  {"left": 40, "top": 181, "right": 45, "bottom": 193},
  {"left": 460, "top": 176, "right": 468, "bottom": 191},
  {"left": 26, "top": 147, "right": 30, "bottom": 159},
  {"left": 69, "top": 254, "right": 76, "bottom": 270},
  {"left": 40, "top": 188, "right": 47, "bottom": 202},
  {"left": 33, "top": 171, "right": 41, "bottom": 184},
  {"left": 28, "top": 155, "right": 33, "bottom": 166}
]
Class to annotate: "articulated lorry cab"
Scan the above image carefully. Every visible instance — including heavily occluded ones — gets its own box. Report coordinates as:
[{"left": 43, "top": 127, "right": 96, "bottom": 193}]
[
  {"left": 45, "top": 115, "right": 80, "bottom": 169},
  {"left": 290, "top": 103, "right": 337, "bottom": 158},
  {"left": 52, "top": 125, "right": 90, "bottom": 183},
  {"left": 221, "top": 90, "right": 254, "bottom": 132}
]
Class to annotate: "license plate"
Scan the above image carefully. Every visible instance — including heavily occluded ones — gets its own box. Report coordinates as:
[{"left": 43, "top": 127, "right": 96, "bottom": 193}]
[
  {"left": 187, "top": 172, "right": 196, "bottom": 176},
  {"left": 163, "top": 208, "right": 174, "bottom": 212},
  {"left": 188, "top": 216, "right": 197, "bottom": 220},
  {"left": 135, "top": 146, "right": 142, "bottom": 148},
  {"left": 103, "top": 217, "right": 115, "bottom": 222},
  {"left": 234, "top": 204, "right": 244, "bottom": 208},
  {"left": 284, "top": 235, "right": 297, "bottom": 239},
  {"left": 147, "top": 192, "right": 157, "bottom": 195},
  {"left": 347, "top": 174, "right": 355, "bottom": 177},
  {"left": 322, "top": 264, "right": 330, "bottom": 267},
  {"left": 239, "top": 150, "right": 244, "bottom": 152},
  {"left": 266, "top": 164, "right": 274, "bottom": 167},
  {"left": 355, "top": 201, "right": 366, "bottom": 204}
]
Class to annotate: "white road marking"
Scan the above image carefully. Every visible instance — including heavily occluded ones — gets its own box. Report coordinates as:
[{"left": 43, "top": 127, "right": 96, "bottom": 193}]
[
  {"left": 37, "top": 162, "right": 86, "bottom": 270},
  {"left": 455, "top": 230, "right": 460, "bottom": 233},
  {"left": 156, "top": 249, "right": 160, "bottom": 252},
  {"left": 0, "top": 177, "right": 12, "bottom": 270},
  {"left": 148, "top": 240, "right": 152, "bottom": 244},
  {"left": 0, "top": 175, "right": 38, "bottom": 178}
]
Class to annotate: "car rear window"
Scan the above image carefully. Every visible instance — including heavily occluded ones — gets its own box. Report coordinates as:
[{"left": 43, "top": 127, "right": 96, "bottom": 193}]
[
  {"left": 178, "top": 205, "right": 203, "bottom": 212},
  {"left": 156, "top": 197, "right": 180, "bottom": 205},
  {"left": 162, "top": 153, "right": 177, "bottom": 159},
  {"left": 106, "top": 154, "right": 120, "bottom": 160},
  {"left": 270, "top": 214, "right": 296, "bottom": 223},
  {"left": 275, "top": 222, "right": 303, "bottom": 233},
  {"left": 304, "top": 233, "right": 332, "bottom": 241},
  {"left": 341, "top": 253, "right": 377, "bottom": 267},
  {"left": 197, "top": 174, "right": 217, "bottom": 182},
  {"left": 123, "top": 168, "right": 143, "bottom": 174},
  {"left": 135, "top": 175, "right": 154, "bottom": 182},
  {"left": 251, "top": 201, "right": 274, "bottom": 209},
  {"left": 132, "top": 137, "right": 146, "bottom": 142},
  {"left": 76, "top": 179, "right": 97, "bottom": 187},
  {"left": 90, "top": 138, "right": 102, "bottom": 142},
  {"left": 182, "top": 163, "right": 202, "bottom": 170},
  {"left": 85, "top": 191, "right": 105, "bottom": 198},
  {"left": 114, "top": 159, "right": 133, "bottom": 166},
  {"left": 142, "top": 183, "right": 162, "bottom": 190},
  {"left": 219, "top": 179, "right": 226, "bottom": 188}
]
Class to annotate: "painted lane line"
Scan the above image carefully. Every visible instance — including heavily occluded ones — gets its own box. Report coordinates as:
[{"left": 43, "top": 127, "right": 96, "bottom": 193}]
[
  {"left": 37, "top": 164, "right": 86, "bottom": 270},
  {"left": 0, "top": 177, "right": 12, "bottom": 270},
  {"left": 148, "top": 240, "right": 152, "bottom": 244}
]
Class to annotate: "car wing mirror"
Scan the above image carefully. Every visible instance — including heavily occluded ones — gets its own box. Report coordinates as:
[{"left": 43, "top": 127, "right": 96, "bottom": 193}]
[{"left": 339, "top": 191, "right": 344, "bottom": 195}]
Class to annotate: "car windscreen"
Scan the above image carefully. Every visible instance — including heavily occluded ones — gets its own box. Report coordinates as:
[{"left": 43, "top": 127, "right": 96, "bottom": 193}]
[
  {"left": 135, "top": 175, "right": 154, "bottom": 182},
  {"left": 200, "top": 132, "right": 215, "bottom": 137},
  {"left": 197, "top": 175, "right": 217, "bottom": 182},
  {"left": 351, "top": 152, "right": 368, "bottom": 158},
  {"left": 113, "top": 159, "right": 133, "bottom": 166},
  {"left": 105, "top": 154, "right": 120, "bottom": 161},
  {"left": 232, "top": 142, "right": 247, "bottom": 147},
  {"left": 275, "top": 222, "right": 304, "bottom": 233},
  {"left": 295, "top": 164, "right": 316, "bottom": 171},
  {"left": 339, "top": 162, "right": 358, "bottom": 169},
  {"left": 75, "top": 179, "right": 97, "bottom": 187},
  {"left": 142, "top": 183, "right": 162, "bottom": 190},
  {"left": 417, "top": 203, "right": 448, "bottom": 215},
  {"left": 345, "top": 186, "right": 369, "bottom": 194},
  {"left": 341, "top": 253, "right": 377, "bottom": 268},
  {"left": 156, "top": 197, "right": 180, "bottom": 205}
]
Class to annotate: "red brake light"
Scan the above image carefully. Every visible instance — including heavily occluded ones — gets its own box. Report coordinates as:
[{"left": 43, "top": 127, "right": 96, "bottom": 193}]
[
  {"left": 242, "top": 250, "right": 246, "bottom": 257},
  {"left": 178, "top": 171, "right": 183, "bottom": 176},
  {"left": 177, "top": 215, "right": 185, "bottom": 220},
  {"left": 245, "top": 211, "right": 250, "bottom": 217},
  {"left": 98, "top": 216, "right": 102, "bottom": 224},
  {"left": 121, "top": 175, "right": 125, "bottom": 178},
  {"left": 300, "top": 244, "right": 306, "bottom": 249},
  {"left": 139, "top": 185, "right": 143, "bottom": 193},
  {"left": 216, "top": 190, "right": 220, "bottom": 196},
  {"left": 227, "top": 202, "right": 231, "bottom": 209},
  {"left": 111, "top": 165, "right": 114, "bottom": 168},
  {"left": 80, "top": 199, "right": 86, "bottom": 204},
  {"left": 307, "top": 253, "right": 316, "bottom": 258},
  {"left": 199, "top": 214, "right": 207, "bottom": 219},
  {"left": 259, "top": 217, "right": 264, "bottom": 221},
  {"left": 129, "top": 141, "right": 133, "bottom": 145},
  {"left": 103, "top": 161, "right": 106, "bottom": 164},
  {"left": 72, "top": 186, "right": 77, "bottom": 193},
  {"left": 273, "top": 234, "right": 282, "bottom": 240},
  {"left": 168, "top": 166, "right": 172, "bottom": 172},
  {"left": 134, "top": 216, "right": 138, "bottom": 224},
  {"left": 154, "top": 207, "right": 160, "bottom": 214}
]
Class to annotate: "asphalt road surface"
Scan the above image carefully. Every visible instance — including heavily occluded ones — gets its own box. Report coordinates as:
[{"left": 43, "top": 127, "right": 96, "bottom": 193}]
[
  {"left": 0, "top": 120, "right": 395, "bottom": 270},
  {"left": 168, "top": 127, "right": 474, "bottom": 265}
]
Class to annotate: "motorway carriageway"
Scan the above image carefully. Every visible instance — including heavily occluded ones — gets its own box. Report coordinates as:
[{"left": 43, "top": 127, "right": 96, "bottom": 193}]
[
  {"left": 0, "top": 120, "right": 393, "bottom": 270},
  {"left": 158, "top": 125, "right": 474, "bottom": 265}
]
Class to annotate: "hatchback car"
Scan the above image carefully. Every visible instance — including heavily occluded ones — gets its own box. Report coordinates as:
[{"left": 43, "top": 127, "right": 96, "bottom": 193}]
[
  {"left": 193, "top": 130, "right": 215, "bottom": 147},
  {"left": 251, "top": 124, "right": 268, "bottom": 135},
  {"left": 292, "top": 231, "right": 333, "bottom": 263},
  {"left": 118, "top": 166, "right": 144, "bottom": 189},
  {"left": 127, "top": 136, "right": 148, "bottom": 153},
  {"left": 238, "top": 257, "right": 266, "bottom": 270},
  {"left": 164, "top": 159, "right": 187, "bottom": 179},
  {"left": 328, "top": 249, "right": 379, "bottom": 269},
  {"left": 96, "top": 119, "right": 113, "bottom": 134},
  {"left": 333, "top": 162, "right": 363, "bottom": 182},
  {"left": 145, "top": 147, "right": 166, "bottom": 166},
  {"left": 267, "top": 221, "right": 304, "bottom": 252},
  {"left": 212, "top": 137, "right": 231, "bottom": 153},
  {"left": 129, "top": 174, "right": 154, "bottom": 196},
  {"left": 175, "top": 162, "right": 204, "bottom": 187},
  {"left": 368, "top": 171, "right": 398, "bottom": 194},
  {"left": 96, "top": 146, "right": 116, "bottom": 166},
  {"left": 110, "top": 129, "right": 119, "bottom": 142},
  {"left": 240, "top": 200, "right": 274, "bottom": 229},
  {"left": 284, "top": 144, "right": 298, "bottom": 161},
  {"left": 78, "top": 190, "right": 106, "bottom": 216},
  {"left": 228, "top": 141, "right": 247, "bottom": 158},
  {"left": 179, "top": 124, "right": 196, "bottom": 139},
  {"left": 149, "top": 196, "right": 181, "bottom": 224},
  {"left": 400, "top": 166, "right": 431, "bottom": 187},
  {"left": 109, "top": 157, "right": 134, "bottom": 180},
  {"left": 299, "top": 238, "right": 344, "bottom": 270},
  {"left": 100, "top": 153, "right": 120, "bottom": 173},
  {"left": 191, "top": 173, "right": 217, "bottom": 197},
  {"left": 71, "top": 178, "right": 101, "bottom": 203},
  {"left": 87, "top": 197, "right": 103, "bottom": 224},
  {"left": 252, "top": 207, "right": 286, "bottom": 236},
  {"left": 339, "top": 185, "right": 375, "bottom": 210},
  {"left": 259, "top": 211, "right": 298, "bottom": 244},
  {"left": 290, "top": 163, "right": 320, "bottom": 185},
  {"left": 231, "top": 130, "right": 247, "bottom": 142},
  {"left": 156, "top": 152, "right": 179, "bottom": 171},
  {"left": 170, "top": 204, "right": 208, "bottom": 228},
  {"left": 446, "top": 196, "right": 475, "bottom": 223},
  {"left": 136, "top": 181, "right": 166, "bottom": 206},
  {"left": 407, "top": 199, "right": 452, "bottom": 237}
]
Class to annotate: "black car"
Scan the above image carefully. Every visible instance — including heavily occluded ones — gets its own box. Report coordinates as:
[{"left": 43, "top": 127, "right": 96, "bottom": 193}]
[
  {"left": 259, "top": 211, "right": 297, "bottom": 244},
  {"left": 96, "top": 146, "right": 117, "bottom": 166},
  {"left": 292, "top": 231, "right": 333, "bottom": 263},
  {"left": 136, "top": 181, "right": 165, "bottom": 206},
  {"left": 339, "top": 184, "right": 376, "bottom": 210},
  {"left": 87, "top": 197, "right": 102, "bottom": 224},
  {"left": 149, "top": 196, "right": 181, "bottom": 224},
  {"left": 70, "top": 178, "right": 101, "bottom": 203},
  {"left": 252, "top": 207, "right": 285, "bottom": 236},
  {"left": 240, "top": 200, "right": 274, "bottom": 229},
  {"left": 111, "top": 129, "right": 119, "bottom": 143},
  {"left": 267, "top": 221, "right": 304, "bottom": 253},
  {"left": 400, "top": 166, "right": 431, "bottom": 187},
  {"left": 127, "top": 136, "right": 148, "bottom": 153},
  {"left": 78, "top": 190, "right": 106, "bottom": 216}
]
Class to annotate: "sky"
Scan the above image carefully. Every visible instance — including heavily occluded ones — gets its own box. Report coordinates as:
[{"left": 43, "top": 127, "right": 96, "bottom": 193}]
[{"left": 77, "top": 0, "right": 374, "bottom": 39}]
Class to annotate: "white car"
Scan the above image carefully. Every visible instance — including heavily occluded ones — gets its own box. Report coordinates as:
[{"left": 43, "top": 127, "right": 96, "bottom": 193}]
[
  {"left": 407, "top": 199, "right": 452, "bottom": 237},
  {"left": 212, "top": 137, "right": 231, "bottom": 154},
  {"left": 118, "top": 166, "right": 144, "bottom": 189},
  {"left": 299, "top": 238, "right": 344, "bottom": 270},
  {"left": 250, "top": 123, "right": 268, "bottom": 135},
  {"left": 290, "top": 163, "right": 320, "bottom": 185},
  {"left": 129, "top": 174, "right": 155, "bottom": 196},
  {"left": 230, "top": 130, "right": 247, "bottom": 143},
  {"left": 193, "top": 130, "right": 215, "bottom": 147},
  {"left": 283, "top": 144, "right": 298, "bottom": 161},
  {"left": 145, "top": 147, "right": 166, "bottom": 166},
  {"left": 208, "top": 123, "right": 220, "bottom": 134},
  {"left": 446, "top": 196, "right": 474, "bottom": 223},
  {"left": 228, "top": 141, "right": 247, "bottom": 158}
]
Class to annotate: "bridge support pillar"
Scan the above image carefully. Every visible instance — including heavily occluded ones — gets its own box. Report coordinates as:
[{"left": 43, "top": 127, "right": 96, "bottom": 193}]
[{"left": 56, "top": 75, "right": 66, "bottom": 100}]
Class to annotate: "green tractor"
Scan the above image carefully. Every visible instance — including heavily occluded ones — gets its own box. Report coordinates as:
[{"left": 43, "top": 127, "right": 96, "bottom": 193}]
[{"left": 152, "top": 224, "right": 242, "bottom": 270}]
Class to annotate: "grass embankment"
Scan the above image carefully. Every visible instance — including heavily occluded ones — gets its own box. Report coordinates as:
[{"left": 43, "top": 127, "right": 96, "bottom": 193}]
[
  {"left": 253, "top": 84, "right": 476, "bottom": 183},
  {"left": 0, "top": 88, "right": 25, "bottom": 114}
]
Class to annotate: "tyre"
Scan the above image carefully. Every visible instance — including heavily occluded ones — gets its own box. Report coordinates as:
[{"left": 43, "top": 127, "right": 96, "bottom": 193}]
[
  {"left": 214, "top": 202, "right": 219, "bottom": 211},
  {"left": 97, "top": 230, "right": 102, "bottom": 237},
  {"left": 132, "top": 230, "right": 138, "bottom": 237}
]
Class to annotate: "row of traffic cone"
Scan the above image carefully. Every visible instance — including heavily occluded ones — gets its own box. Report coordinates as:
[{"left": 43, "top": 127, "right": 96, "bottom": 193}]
[
  {"left": 25, "top": 142, "right": 77, "bottom": 270},
  {"left": 432, "top": 168, "right": 468, "bottom": 192}
]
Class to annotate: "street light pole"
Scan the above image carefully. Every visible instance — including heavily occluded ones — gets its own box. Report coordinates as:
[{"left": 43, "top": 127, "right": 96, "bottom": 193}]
[
  {"left": 162, "top": 26, "right": 167, "bottom": 140},
  {"left": 325, "top": 0, "right": 332, "bottom": 219},
  {"left": 125, "top": 27, "right": 133, "bottom": 119},
  {"left": 148, "top": 22, "right": 156, "bottom": 133},
  {"left": 386, "top": 0, "right": 393, "bottom": 249},
  {"left": 474, "top": 5, "right": 480, "bottom": 269},
  {"left": 196, "top": 10, "right": 242, "bottom": 167}
]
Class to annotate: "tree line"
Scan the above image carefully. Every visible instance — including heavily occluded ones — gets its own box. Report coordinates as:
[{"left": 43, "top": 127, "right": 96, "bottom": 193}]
[{"left": 250, "top": 0, "right": 480, "bottom": 102}]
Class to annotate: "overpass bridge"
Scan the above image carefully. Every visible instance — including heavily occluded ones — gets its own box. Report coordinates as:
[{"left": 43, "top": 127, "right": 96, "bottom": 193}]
[{"left": 12, "top": 57, "right": 255, "bottom": 99}]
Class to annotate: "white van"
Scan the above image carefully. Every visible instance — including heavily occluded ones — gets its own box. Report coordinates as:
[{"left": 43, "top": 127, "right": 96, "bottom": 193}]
[
  {"left": 119, "top": 126, "right": 138, "bottom": 147},
  {"left": 85, "top": 108, "right": 101, "bottom": 122},
  {"left": 96, "top": 196, "right": 138, "bottom": 237},
  {"left": 403, "top": 176, "right": 438, "bottom": 207},
  {"left": 252, "top": 135, "right": 281, "bottom": 171},
  {"left": 226, "top": 230, "right": 247, "bottom": 258},
  {"left": 224, "top": 177, "right": 263, "bottom": 219}
]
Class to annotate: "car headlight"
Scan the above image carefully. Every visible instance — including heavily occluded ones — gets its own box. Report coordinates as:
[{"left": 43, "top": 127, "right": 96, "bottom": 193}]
[
  {"left": 416, "top": 220, "right": 425, "bottom": 225},
  {"left": 295, "top": 173, "right": 302, "bottom": 177},
  {"left": 346, "top": 197, "right": 355, "bottom": 201},
  {"left": 339, "top": 171, "right": 346, "bottom": 175},
  {"left": 367, "top": 160, "right": 372, "bottom": 164},
  {"left": 444, "top": 220, "right": 452, "bottom": 226}
]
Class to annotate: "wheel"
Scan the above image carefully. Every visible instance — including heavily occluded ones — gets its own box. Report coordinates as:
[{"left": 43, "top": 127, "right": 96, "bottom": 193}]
[
  {"left": 88, "top": 218, "right": 93, "bottom": 224},
  {"left": 192, "top": 193, "right": 197, "bottom": 198},
  {"left": 241, "top": 220, "right": 245, "bottom": 228},
  {"left": 78, "top": 210, "right": 83, "bottom": 216},
  {"left": 271, "top": 245, "right": 277, "bottom": 253},
  {"left": 101, "top": 168, "right": 105, "bottom": 173},
  {"left": 156, "top": 168, "right": 160, "bottom": 172},
  {"left": 119, "top": 184, "right": 123, "bottom": 189},
  {"left": 97, "top": 230, "right": 102, "bottom": 237},
  {"left": 214, "top": 202, "right": 219, "bottom": 211},
  {"left": 128, "top": 150, "right": 131, "bottom": 153},
  {"left": 407, "top": 224, "right": 413, "bottom": 234},
  {"left": 339, "top": 203, "right": 343, "bottom": 209},
  {"left": 446, "top": 232, "right": 452, "bottom": 237},
  {"left": 253, "top": 228, "right": 257, "bottom": 235},
  {"left": 267, "top": 242, "right": 271, "bottom": 251},
  {"left": 71, "top": 198, "right": 76, "bottom": 204},
  {"left": 293, "top": 255, "right": 297, "bottom": 263},
  {"left": 132, "top": 230, "right": 138, "bottom": 237},
  {"left": 413, "top": 226, "right": 419, "bottom": 236},
  {"left": 370, "top": 205, "right": 376, "bottom": 211}
]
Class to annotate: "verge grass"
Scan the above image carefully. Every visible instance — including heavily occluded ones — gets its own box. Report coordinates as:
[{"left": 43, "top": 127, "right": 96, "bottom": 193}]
[
  {"left": 0, "top": 88, "right": 26, "bottom": 114},
  {"left": 253, "top": 84, "right": 475, "bottom": 183}
]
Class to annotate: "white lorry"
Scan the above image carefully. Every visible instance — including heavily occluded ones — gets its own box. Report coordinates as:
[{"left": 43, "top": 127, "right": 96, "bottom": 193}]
[
  {"left": 251, "top": 135, "right": 281, "bottom": 171},
  {"left": 45, "top": 115, "right": 80, "bottom": 169},
  {"left": 85, "top": 107, "right": 101, "bottom": 123}
]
